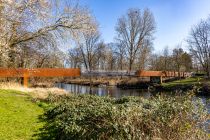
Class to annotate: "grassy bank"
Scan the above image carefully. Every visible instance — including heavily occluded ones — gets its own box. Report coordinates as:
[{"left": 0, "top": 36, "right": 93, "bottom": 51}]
[
  {"left": 162, "top": 77, "right": 204, "bottom": 88},
  {"left": 0, "top": 89, "right": 44, "bottom": 139},
  {"left": 158, "top": 77, "right": 210, "bottom": 95}
]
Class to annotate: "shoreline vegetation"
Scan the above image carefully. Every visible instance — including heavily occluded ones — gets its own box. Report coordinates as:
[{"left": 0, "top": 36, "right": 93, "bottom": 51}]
[{"left": 0, "top": 85, "right": 209, "bottom": 139}]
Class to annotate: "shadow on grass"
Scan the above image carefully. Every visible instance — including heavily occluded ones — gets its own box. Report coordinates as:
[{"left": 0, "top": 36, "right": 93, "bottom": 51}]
[{"left": 33, "top": 114, "right": 57, "bottom": 140}]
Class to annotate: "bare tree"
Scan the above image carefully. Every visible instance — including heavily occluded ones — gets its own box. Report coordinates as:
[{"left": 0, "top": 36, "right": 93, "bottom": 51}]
[
  {"left": 95, "top": 42, "right": 106, "bottom": 70},
  {"left": 112, "top": 42, "right": 126, "bottom": 71},
  {"left": 137, "top": 39, "right": 153, "bottom": 70},
  {"left": 78, "top": 30, "right": 103, "bottom": 71},
  {"left": 187, "top": 17, "right": 210, "bottom": 76},
  {"left": 115, "top": 8, "right": 156, "bottom": 72},
  {"left": 163, "top": 46, "right": 170, "bottom": 71},
  {"left": 105, "top": 44, "right": 117, "bottom": 70},
  {"left": 149, "top": 54, "right": 162, "bottom": 70},
  {"left": 173, "top": 47, "right": 184, "bottom": 77},
  {"left": 149, "top": 47, "right": 192, "bottom": 73},
  {"left": 182, "top": 52, "right": 192, "bottom": 72},
  {"left": 68, "top": 47, "right": 82, "bottom": 68}
]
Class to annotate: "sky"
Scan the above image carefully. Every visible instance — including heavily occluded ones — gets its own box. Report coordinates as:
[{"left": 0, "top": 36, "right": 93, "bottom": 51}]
[{"left": 80, "top": 0, "right": 210, "bottom": 52}]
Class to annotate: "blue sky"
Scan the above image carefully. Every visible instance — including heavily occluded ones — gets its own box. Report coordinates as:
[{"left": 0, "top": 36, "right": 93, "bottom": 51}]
[{"left": 80, "top": 0, "right": 210, "bottom": 52}]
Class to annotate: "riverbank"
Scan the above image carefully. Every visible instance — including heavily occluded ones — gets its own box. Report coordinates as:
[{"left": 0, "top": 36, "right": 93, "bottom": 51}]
[
  {"left": 62, "top": 76, "right": 210, "bottom": 96},
  {"left": 63, "top": 76, "right": 125, "bottom": 86},
  {"left": 154, "top": 77, "right": 210, "bottom": 96},
  {"left": 62, "top": 76, "right": 151, "bottom": 87}
]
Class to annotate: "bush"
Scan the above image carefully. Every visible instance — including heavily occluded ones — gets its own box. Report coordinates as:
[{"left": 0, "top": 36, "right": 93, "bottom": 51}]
[
  {"left": 194, "top": 72, "right": 206, "bottom": 77},
  {"left": 39, "top": 94, "right": 208, "bottom": 140}
]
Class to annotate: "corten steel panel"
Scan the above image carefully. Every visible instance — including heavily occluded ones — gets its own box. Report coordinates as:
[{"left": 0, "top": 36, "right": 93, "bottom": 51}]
[
  {"left": 136, "top": 70, "right": 163, "bottom": 77},
  {"left": 0, "top": 68, "right": 81, "bottom": 77},
  {"left": 0, "top": 68, "right": 26, "bottom": 77},
  {"left": 136, "top": 70, "right": 187, "bottom": 77},
  {"left": 28, "top": 68, "right": 81, "bottom": 77},
  {"left": 163, "top": 71, "right": 180, "bottom": 77}
]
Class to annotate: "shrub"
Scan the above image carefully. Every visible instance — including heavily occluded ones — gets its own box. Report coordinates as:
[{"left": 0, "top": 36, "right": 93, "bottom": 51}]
[{"left": 39, "top": 94, "right": 208, "bottom": 140}]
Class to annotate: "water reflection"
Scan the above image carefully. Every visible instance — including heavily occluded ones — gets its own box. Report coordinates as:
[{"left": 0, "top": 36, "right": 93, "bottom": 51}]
[
  {"left": 56, "top": 83, "right": 151, "bottom": 98},
  {"left": 198, "top": 96, "right": 210, "bottom": 113}
]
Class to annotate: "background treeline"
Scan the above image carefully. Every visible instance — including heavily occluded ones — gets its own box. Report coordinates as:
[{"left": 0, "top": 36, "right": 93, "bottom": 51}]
[
  {"left": 68, "top": 43, "right": 193, "bottom": 72},
  {"left": 67, "top": 7, "right": 192, "bottom": 73}
]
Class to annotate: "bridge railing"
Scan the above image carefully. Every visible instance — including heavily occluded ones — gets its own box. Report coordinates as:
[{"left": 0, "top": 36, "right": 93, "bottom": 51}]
[
  {"left": 136, "top": 70, "right": 191, "bottom": 77},
  {"left": 0, "top": 68, "right": 81, "bottom": 87},
  {"left": 82, "top": 70, "right": 136, "bottom": 76}
]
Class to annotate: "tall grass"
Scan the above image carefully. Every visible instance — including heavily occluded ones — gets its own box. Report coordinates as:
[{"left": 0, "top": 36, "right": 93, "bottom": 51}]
[{"left": 0, "top": 82, "right": 68, "bottom": 100}]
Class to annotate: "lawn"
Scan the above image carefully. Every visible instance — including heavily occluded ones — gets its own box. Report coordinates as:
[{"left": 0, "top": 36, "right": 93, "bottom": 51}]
[
  {"left": 162, "top": 77, "right": 204, "bottom": 88},
  {"left": 0, "top": 89, "right": 44, "bottom": 140}
]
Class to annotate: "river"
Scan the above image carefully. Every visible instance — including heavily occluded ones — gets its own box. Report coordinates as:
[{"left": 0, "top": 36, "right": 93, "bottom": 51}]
[{"left": 55, "top": 83, "right": 152, "bottom": 98}]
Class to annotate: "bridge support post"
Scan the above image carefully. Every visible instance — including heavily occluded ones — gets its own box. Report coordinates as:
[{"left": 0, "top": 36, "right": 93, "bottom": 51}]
[
  {"left": 150, "top": 76, "right": 162, "bottom": 84},
  {"left": 23, "top": 71, "right": 29, "bottom": 88}
]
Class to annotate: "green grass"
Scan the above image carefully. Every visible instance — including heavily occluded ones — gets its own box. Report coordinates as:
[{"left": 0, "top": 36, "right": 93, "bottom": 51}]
[
  {"left": 0, "top": 89, "right": 44, "bottom": 140},
  {"left": 162, "top": 77, "right": 204, "bottom": 88}
]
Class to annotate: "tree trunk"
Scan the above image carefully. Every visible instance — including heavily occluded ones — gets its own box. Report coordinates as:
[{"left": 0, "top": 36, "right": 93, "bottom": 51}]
[
  {"left": 129, "top": 59, "right": 133, "bottom": 73},
  {"left": 8, "top": 48, "right": 16, "bottom": 68}
]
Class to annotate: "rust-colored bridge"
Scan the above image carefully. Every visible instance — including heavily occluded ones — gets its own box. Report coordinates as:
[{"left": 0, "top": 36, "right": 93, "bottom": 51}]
[
  {"left": 135, "top": 70, "right": 191, "bottom": 83},
  {"left": 0, "top": 68, "right": 190, "bottom": 87},
  {"left": 0, "top": 68, "right": 81, "bottom": 87},
  {"left": 135, "top": 70, "right": 189, "bottom": 77}
]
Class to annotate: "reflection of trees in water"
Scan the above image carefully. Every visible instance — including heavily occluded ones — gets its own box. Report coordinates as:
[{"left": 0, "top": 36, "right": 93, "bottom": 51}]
[{"left": 89, "top": 86, "right": 93, "bottom": 94}]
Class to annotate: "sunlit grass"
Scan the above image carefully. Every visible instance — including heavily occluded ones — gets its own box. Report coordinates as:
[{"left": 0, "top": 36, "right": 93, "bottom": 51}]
[
  {"left": 162, "top": 77, "right": 204, "bottom": 88},
  {"left": 0, "top": 89, "right": 44, "bottom": 139}
]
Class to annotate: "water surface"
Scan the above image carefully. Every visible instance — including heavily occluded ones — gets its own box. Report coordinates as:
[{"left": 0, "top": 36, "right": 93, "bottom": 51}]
[{"left": 56, "top": 83, "right": 151, "bottom": 98}]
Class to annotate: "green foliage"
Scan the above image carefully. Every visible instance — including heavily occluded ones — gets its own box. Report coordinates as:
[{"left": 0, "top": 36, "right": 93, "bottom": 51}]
[{"left": 40, "top": 94, "right": 208, "bottom": 140}]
